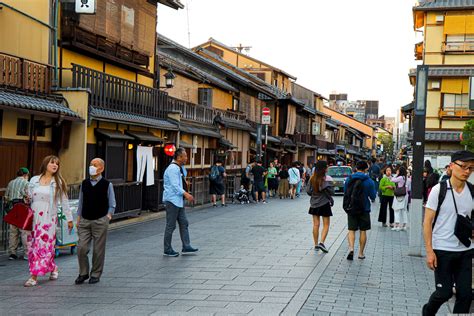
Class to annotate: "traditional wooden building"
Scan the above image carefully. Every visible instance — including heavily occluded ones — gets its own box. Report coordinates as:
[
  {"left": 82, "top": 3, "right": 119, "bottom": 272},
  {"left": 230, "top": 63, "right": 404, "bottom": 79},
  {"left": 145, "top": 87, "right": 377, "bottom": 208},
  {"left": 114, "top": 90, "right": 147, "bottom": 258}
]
[{"left": 0, "top": 0, "right": 83, "bottom": 188}]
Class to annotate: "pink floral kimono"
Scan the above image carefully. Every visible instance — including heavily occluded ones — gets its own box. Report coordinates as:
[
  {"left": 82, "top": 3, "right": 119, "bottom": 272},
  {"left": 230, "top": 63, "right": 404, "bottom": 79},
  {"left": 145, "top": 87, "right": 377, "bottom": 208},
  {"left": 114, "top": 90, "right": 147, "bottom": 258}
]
[{"left": 27, "top": 176, "right": 72, "bottom": 276}]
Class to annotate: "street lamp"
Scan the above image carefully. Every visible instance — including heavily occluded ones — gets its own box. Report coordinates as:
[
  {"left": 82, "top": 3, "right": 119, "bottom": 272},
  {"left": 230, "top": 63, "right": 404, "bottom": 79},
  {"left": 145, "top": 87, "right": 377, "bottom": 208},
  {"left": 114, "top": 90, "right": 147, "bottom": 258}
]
[
  {"left": 160, "top": 68, "right": 176, "bottom": 89},
  {"left": 409, "top": 65, "right": 428, "bottom": 257}
]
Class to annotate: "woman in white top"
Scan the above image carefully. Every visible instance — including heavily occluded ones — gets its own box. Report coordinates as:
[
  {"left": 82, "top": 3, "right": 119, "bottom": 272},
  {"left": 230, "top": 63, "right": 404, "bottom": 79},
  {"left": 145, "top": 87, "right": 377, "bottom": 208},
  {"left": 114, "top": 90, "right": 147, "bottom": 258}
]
[
  {"left": 391, "top": 166, "right": 408, "bottom": 231},
  {"left": 24, "top": 156, "right": 73, "bottom": 287},
  {"left": 288, "top": 162, "right": 301, "bottom": 199}
]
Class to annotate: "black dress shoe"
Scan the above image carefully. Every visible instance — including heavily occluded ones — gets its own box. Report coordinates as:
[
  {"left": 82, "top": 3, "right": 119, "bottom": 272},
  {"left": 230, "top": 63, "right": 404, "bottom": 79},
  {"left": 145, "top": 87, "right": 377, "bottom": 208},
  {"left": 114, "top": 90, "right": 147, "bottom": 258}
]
[
  {"left": 75, "top": 275, "right": 89, "bottom": 285},
  {"left": 89, "top": 277, "right": 100, "bottom": 284}
]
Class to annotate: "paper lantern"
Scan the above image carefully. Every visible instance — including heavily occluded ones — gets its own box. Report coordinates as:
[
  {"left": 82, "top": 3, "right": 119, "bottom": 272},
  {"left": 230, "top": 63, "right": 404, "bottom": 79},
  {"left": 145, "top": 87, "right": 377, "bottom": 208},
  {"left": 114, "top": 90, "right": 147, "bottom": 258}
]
[{"left": 164, "top": 144, "right": 176, "bottom": 157}]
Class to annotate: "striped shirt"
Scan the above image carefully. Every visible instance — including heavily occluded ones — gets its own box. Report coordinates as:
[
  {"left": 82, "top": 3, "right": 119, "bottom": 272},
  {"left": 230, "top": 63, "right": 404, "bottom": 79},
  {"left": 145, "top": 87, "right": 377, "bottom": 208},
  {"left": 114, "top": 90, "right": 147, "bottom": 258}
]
[{"left": 5, "top": 177, "right": 29, "bottom": 202}]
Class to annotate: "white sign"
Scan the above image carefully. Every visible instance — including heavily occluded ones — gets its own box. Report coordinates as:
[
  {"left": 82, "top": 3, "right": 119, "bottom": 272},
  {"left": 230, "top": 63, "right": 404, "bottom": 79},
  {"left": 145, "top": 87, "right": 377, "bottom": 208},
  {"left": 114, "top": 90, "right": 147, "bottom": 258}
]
[
  {"left": 262, "top": 115, "right": 271, "bottom": 125},
  {"left": 312, "top": 122, "right": 321, "bottom": 135},
  {"left": 75, "top": 0, "right": 96, "bottom": 14}
]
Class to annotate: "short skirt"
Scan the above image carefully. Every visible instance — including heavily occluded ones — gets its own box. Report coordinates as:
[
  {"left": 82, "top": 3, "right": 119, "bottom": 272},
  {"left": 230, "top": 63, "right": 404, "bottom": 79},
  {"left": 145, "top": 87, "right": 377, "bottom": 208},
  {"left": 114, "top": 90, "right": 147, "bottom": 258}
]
[{"left": 308, "top": 203, "right": 333, "bottom": 217}]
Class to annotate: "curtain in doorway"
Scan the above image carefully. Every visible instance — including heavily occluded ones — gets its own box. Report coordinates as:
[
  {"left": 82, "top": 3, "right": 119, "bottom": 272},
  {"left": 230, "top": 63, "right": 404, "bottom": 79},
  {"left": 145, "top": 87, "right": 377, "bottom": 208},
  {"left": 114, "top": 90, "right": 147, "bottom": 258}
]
[{"left": 285, "top": 105, "right": 297, "bottom": 135}]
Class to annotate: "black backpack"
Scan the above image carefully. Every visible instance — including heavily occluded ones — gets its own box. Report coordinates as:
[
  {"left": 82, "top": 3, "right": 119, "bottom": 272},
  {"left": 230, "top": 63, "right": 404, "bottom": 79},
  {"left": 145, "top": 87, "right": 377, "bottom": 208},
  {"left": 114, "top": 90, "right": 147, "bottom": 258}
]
[
  {"left": 432, "top": 180, "right": 474, "bottom": 229},
  {"left": 343, "top": 176, "right": 366, "bottom": 215}
]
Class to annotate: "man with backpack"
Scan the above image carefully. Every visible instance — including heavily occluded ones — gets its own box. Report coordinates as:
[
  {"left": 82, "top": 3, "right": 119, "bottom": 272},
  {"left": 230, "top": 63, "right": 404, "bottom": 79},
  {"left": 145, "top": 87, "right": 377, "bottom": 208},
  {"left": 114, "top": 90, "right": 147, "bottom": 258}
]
[
  {"left": 422, "top": 150, "right": 474, "bottom": 315},
  {"left": 209, "top": 160, "right": 227, "bottom": 207},
  {"left": 343, "top": 160, "right": 377, "bottom": 261}
]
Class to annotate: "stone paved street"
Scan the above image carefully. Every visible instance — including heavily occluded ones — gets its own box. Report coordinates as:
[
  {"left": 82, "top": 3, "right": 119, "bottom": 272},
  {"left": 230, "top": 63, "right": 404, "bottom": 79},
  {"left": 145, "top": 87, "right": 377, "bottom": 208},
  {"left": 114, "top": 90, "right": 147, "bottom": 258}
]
[{"left": 0, "top": 196, "right": 449, "bottom": 315}]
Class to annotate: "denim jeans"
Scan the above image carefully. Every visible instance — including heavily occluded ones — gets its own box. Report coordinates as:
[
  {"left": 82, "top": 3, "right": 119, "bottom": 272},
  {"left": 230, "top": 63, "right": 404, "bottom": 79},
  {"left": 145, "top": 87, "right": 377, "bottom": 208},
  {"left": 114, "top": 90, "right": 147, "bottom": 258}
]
[
  {"left": 422, "top": 249, "right": 472, "bottom": 315},
  {"left": 163, "top": 202, "right": 191, "bottom": 253}
]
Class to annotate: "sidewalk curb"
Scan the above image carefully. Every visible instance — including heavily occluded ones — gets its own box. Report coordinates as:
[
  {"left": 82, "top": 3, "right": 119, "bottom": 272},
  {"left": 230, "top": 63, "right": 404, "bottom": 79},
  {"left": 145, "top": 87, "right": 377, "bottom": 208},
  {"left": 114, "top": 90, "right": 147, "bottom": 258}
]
[{"left": 281, "top": 222, "right": 348, "bottom": 316}]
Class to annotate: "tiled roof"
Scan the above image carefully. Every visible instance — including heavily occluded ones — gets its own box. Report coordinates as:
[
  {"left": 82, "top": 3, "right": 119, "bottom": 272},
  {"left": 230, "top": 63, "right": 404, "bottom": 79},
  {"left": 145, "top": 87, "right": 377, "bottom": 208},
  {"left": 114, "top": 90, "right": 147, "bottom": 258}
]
[
  {"left": 215, "top": 115, "right": 254, "bottom": 132},
  {"left": 125, "top": 131, "right": 166, "bottom": 143},
  {"left": 198, "top": 38, "right": 297, "bottom": 80},
  {"left": 89, "top": 107, "right": 178, "bottom": 131},
  {"left": 219, "top": 138, "right": 237, "bottom": 148},
  {"left": 179, "top": 121, "right": 222, "bottom": 138},
  {"left": 0, "top": 89, "right": 80, "bottom": 118},
  {"left": 158, "top": 35, "right": 279, "bottom": 100},
  {"left": 250, "top": 132, "right": 281, "bottom": 144},
  {"left": 401, "top": 102, "right": 414, "bottom": 112},
  {"left": 158, "top": 51, "right": 239, "bottom": 93},
  {"left": 326, "top": 119, "right": 340, "bottom": 130},
  {"left": 409, "top": 66, "right": 474, "bottom": 77},
  {"left": 425, "top": 131, "right": 461, "bottom": 141},
  {"left": 414, "top": 0, "right": 474, "bottom": 11}
]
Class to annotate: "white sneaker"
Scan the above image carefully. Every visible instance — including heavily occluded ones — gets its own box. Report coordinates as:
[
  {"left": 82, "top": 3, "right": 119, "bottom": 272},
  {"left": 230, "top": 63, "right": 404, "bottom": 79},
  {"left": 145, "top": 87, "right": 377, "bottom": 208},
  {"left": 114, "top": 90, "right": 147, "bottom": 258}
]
[{"left": 391, "top": 227, "right": 399, "bottom": 231}]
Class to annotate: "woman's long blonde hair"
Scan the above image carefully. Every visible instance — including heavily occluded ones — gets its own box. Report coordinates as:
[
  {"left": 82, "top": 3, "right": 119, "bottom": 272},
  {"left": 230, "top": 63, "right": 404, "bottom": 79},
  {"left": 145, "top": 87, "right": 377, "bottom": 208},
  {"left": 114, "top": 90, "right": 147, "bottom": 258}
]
[{"left": 39, "top": 155, "right": 68, "bottom": 203}]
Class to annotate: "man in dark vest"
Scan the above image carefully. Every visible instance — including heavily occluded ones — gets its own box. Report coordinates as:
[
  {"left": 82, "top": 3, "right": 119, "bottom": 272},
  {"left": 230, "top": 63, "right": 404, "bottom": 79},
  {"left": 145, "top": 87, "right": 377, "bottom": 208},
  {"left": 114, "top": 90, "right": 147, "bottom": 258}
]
[{"left": 75, "top": 158, "right": 116, "bottom": 285}]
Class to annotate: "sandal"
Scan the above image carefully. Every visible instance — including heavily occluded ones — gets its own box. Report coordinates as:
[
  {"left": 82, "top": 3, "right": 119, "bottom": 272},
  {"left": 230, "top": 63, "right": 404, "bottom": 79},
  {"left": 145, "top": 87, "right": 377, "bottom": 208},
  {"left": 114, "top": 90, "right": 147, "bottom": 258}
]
[
  {"left": 358, "top": 255, "right": 366, "bottom": 260},
  {"left": 49, "top": 269, "right": 59, "bottom": 280},
  {"left": 346, "top": 251, "right": 354, "bottom": 261},
  {"left": 24, "top": 277, "right": 38, "bottom": 287}
]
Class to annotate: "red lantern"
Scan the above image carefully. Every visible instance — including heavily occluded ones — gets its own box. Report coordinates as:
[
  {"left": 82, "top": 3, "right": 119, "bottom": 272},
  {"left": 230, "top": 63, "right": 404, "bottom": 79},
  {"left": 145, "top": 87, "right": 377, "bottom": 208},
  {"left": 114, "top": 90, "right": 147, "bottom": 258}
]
[
  {"left": 460, "top": 132, "right": 463, "bottom": 141},
  {"left": 164, "top": 144, "right": 176, "bottom": 157}
]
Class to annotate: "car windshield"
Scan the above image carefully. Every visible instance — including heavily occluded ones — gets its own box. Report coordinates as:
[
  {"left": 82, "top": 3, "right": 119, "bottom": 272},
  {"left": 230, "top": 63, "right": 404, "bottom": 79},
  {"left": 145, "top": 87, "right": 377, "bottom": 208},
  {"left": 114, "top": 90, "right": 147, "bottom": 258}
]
[{"left": 327, "top": 167, "right": 352, "bottom": 177}]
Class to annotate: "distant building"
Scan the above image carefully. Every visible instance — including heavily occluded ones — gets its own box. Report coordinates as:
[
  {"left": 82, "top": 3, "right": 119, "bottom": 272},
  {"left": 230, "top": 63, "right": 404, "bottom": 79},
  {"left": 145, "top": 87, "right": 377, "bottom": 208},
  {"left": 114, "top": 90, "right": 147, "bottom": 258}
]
[{"left": 359, "top": 100, "right": 379, "bottom": 120}]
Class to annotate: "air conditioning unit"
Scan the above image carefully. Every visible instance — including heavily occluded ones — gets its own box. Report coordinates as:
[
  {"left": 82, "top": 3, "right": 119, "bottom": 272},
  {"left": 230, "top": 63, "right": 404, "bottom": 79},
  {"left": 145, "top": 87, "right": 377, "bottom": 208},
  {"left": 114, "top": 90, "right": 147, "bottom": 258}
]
[
  {"left": 436, "top": 15, "right": 444, "bottom": 22},
  {"left": 431, "top": 81, "right": 440, "bottom": 89}
]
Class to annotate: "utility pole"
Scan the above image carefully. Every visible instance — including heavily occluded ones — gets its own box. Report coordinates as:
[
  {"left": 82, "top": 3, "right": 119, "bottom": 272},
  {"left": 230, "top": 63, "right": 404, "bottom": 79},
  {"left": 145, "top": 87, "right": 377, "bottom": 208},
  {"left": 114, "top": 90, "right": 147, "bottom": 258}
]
[{"left": 409, "top": 65, "right": 428, "bottom": 257}]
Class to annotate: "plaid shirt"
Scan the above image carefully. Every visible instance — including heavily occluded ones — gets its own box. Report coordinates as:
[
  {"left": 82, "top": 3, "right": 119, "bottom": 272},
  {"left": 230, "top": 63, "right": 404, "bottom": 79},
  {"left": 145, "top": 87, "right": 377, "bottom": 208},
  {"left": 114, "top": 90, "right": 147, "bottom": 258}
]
[{"left": 5, "top": 177, "right": 29, "bottom": 202}]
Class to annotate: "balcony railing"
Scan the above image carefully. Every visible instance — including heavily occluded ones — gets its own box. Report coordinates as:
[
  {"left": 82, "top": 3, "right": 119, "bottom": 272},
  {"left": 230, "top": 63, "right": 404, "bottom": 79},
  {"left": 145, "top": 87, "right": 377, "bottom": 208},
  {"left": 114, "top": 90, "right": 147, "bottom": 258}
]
[
  {"left": 0, "top": 52, "right": 52, "bottom": 94},
  {"left": 442, "top": 41, "right": 474, "bottom": 53},
  {"left": 439, "top": 107, "right": 474, "bottom": 118},
  {"left": 70, "top": 64, "right": 248, "bottom": 126}
]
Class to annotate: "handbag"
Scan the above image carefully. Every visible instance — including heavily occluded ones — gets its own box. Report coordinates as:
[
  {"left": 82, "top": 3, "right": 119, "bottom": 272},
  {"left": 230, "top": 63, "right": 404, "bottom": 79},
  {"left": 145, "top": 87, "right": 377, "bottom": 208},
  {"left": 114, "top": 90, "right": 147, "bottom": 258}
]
[
  {"left": 449, "top": 180, "right": 472, "bottom": 248},
  {"left": 394, "top": 177, "right": 407, "bottom": 197},
  {"left": 3, "top": 202, "right": 33, "bottom": 231}
]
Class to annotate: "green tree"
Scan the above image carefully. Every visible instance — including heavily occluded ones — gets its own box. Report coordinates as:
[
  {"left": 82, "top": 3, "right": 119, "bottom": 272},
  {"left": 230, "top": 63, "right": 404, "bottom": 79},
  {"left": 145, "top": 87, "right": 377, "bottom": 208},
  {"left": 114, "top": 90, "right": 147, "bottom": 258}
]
[
  {"left": 461, "top": 119, "right": 474, "bottom": 151},
  {"left": 378, "top": 133, "right": 394, "bottom": 160}
]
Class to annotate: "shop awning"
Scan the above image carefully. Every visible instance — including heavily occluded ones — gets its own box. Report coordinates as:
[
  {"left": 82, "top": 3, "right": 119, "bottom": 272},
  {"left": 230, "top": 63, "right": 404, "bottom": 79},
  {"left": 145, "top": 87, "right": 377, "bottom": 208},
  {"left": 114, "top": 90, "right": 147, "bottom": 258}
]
[
  {"left": 347, "top": 149, "right": 359, "bottom": 155},
  {"left": 277, "top": 137, "right": 297, "bottom": 147},
  {"left": 215, "top": 116, "right": 254, "bottom": 131},
  {"left": 325, "top": 120, "right": 340, "bottom": 130},
  {"left": 95, "top": 129, "right": 134, "bottom": 141},
  {"left": 180, "top": 122, "right": 222, "bottom": 138},
  {"left": 125, "top": 131, "right": 166, "bottom": 143},
  {"left": 266, "top": 146, "right": 283, "bottom": 153},
  {"left": 90, "top": 107, "right": 178, "bottom": 130},
  {"left": 284, "top": 148, "right": 297, "bottom": 154}
]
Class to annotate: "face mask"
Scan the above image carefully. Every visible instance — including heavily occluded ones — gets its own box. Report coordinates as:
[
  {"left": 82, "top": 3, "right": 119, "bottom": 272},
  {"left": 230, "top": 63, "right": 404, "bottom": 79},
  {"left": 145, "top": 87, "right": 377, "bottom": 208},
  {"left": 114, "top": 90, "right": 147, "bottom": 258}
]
[{"left": 89, "top": 166, "right": 98, "bottom": 176}]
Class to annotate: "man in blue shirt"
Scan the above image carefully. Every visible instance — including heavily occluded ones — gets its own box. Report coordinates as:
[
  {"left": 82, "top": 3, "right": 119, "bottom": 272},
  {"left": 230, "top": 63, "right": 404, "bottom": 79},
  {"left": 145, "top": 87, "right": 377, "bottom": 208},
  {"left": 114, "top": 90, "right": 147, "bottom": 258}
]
[
  {"left": 163, "top": 147, "right": 197, "bottom": 257},
  {"left": 343, "top": 160, "right": 377, "bottom": 260}
]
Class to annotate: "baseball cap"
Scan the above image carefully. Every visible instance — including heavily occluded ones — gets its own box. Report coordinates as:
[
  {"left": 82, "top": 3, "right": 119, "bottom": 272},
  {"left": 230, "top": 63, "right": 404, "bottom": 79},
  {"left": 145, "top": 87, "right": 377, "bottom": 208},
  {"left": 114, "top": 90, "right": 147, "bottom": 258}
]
[{"left": 451, "top": 150, "right": 474, "bottom": 162}]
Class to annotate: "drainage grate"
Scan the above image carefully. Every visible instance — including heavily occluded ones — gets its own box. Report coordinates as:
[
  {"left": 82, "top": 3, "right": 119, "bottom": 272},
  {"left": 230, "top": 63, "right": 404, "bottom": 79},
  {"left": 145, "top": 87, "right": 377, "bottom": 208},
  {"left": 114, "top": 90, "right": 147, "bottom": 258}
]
[{"left": 249, "top": 224, "right": 281, "bottom": 228}]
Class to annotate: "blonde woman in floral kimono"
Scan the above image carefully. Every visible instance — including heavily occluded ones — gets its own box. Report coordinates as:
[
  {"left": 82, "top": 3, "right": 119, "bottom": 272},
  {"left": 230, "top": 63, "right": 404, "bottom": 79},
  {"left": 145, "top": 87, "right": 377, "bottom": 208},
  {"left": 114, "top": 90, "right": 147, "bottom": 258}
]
[{"left": 24, "top": 155, "right": 73, "bottom": 287}]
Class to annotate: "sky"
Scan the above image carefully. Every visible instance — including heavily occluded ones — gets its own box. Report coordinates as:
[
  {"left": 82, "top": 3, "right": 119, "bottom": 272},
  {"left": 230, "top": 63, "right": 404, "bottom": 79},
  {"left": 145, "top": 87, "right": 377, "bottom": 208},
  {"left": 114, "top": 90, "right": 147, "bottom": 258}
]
[{"left": 157, "top": 0, "right": 420, "bottom": 118}]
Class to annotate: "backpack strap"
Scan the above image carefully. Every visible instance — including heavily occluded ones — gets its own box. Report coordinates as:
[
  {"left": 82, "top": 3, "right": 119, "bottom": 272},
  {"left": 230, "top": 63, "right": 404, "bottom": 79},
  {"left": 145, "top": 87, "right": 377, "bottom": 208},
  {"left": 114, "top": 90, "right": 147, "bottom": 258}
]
[
  {"left": 466, "top": 181, "right": 474, "bottom": 198},
  {"left": 432, "top": 181, "right": 447, "bottom": 229}
]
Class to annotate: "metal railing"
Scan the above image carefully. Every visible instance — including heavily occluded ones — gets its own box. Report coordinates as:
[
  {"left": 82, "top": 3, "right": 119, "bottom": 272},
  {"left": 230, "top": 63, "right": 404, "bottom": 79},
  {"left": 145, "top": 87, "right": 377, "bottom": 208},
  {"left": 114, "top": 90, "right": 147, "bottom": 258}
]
[
  {"left": 442, "top": 41, "right": 474, "bottom": 53},
  {"left": 144, "top": 174, "right": 242, "bottom": 211},
  {"left": 0, "top": 52, "right": 52, "bottom": 94},
  {"left": 439, "top": 106, "right": 474, "bottom": 118}
]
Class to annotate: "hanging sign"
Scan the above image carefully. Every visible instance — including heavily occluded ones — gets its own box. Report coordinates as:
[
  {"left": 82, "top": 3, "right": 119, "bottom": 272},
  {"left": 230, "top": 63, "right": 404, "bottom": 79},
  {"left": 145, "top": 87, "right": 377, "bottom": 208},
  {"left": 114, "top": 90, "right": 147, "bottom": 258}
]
[{"left": 75, "top": 0, "right": 96, "bottom": 14}]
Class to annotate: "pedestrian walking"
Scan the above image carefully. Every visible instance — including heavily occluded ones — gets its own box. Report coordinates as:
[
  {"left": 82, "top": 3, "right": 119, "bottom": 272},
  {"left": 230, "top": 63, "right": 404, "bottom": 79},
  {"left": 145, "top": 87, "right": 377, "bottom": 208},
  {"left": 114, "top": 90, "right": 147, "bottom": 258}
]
[
  {"left": 296, "top": 162, "right": 305, "bottom": 196},
  {"left": 24, "top": 156, "right": 73, "bottom": 287},
  {"left": 422, "top": 150, "right": 474, "bottom": 315},
  {"left": 378, "top": 166, "right": 395, "bottom": 227},
  {"left": 277, "top": 165, "right": 290, "bottom": 199},
  {"left": 440, "top": 165, "right": 451, "bottom": 182},
  {"left": 267, "top": 162, "right": 278, "bottom": 197},
  {"left": 288, "top": 162, "right": 301, "bottom": 199},
  {"left": 306, "top": 161, "right": 334, "bottom": 253},
  {"left": 75, "top": 158, "right": 116, "bottom": 285},
  {"left": 245, "top": 159, "right": 256, "bottom": 202},
  {"left": 343, "top": 160, "right": 377, "bottom": 261},
  {"left": 251, "top": 160, "right": 267, "bottom": 203},
  {"left": 5, "top": 168, "right": 30, "bottom": 260},
  {"left": 209, "top": 160, "right": 227, "bottom": 207},
  {"left": 391, "top": 166, "right": 408, "bottom": 231},
  {"left": 163, "top": 148, "right": 198, "bottom": 257}
]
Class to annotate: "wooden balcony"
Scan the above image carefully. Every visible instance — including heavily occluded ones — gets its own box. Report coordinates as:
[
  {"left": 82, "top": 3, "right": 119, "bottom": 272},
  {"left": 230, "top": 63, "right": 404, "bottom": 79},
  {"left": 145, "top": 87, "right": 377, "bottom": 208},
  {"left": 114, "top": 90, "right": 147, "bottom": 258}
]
[
  {"left": 0, "top": 52, "right": 52, "bottom": 94},
  {"left": 70, "top": 64, "right": 248, "bottom": 126},
  {"left": 439, "top": 107, "right": 474, "bottom": 119},
  {"left": 442, "top": 41, "right": 474, "bottom": 54}
]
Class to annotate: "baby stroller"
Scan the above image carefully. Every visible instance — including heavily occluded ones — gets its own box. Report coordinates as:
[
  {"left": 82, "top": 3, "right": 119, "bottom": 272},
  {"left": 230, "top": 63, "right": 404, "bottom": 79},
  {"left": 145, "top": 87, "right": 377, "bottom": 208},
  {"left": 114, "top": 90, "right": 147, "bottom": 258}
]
[{"left": 233, "top": 186, "right": 250, "bottom": 204}]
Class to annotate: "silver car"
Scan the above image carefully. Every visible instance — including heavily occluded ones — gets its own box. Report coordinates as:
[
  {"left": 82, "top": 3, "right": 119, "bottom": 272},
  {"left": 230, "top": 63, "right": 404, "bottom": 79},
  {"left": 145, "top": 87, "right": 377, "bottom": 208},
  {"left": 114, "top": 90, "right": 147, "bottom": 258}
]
[{"left": 327, "top": 166, "right": 353, "bottom": 193}]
